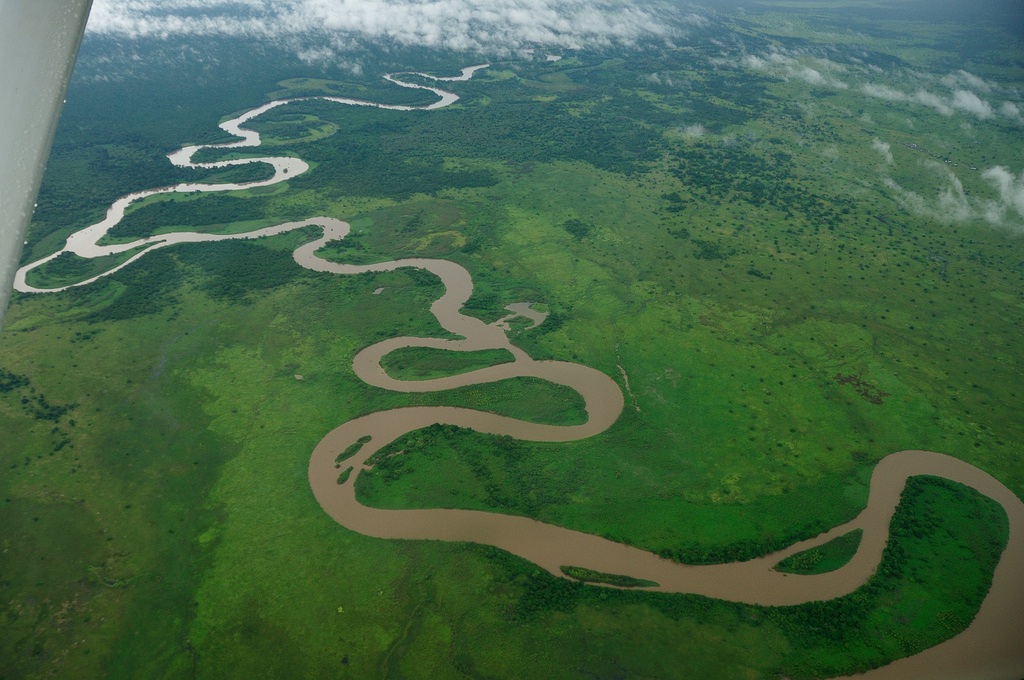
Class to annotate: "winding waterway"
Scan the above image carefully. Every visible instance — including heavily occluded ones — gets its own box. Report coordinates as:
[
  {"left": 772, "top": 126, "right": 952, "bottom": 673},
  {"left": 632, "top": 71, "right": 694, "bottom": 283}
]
[{"left": 14, "top": 66, "right": 1023, "bottom": 679}]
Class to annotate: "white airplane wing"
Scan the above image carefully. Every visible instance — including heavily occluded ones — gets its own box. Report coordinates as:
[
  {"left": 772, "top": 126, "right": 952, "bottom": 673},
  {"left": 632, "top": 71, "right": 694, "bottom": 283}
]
[{"left": 0, "top": 0, "right": 93, "bottom": 328}]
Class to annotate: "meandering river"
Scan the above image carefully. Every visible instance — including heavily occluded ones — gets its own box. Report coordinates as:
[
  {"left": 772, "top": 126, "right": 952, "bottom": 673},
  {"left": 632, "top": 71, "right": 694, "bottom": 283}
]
[{"left": 14, "top": 66, "right": 1023, "bottom": 679}]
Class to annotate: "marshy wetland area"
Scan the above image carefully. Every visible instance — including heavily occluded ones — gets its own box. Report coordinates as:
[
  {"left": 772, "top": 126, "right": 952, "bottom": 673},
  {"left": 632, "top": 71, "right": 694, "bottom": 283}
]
[{"left": 1, "top": 1, "right": 1023, "bottom": 678}]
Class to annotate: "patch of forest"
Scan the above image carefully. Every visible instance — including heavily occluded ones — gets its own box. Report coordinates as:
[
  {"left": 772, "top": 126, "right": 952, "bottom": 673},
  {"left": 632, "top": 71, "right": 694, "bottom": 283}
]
[
  {"left": 776, "top": 529, "right": 863, "bottom": 575},
  {"left": 669, "top": 141, "right": 855, "bottom": 229},
  {"left": 112, "top": 194, "right": 269, "bottom": 239}
]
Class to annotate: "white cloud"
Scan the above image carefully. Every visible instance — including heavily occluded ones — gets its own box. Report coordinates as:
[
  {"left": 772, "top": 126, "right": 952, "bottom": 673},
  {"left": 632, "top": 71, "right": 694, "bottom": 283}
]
[
  {"left": 883, "top": 162, "right": 1024, "bottom": 230},
  {"left": 680, "top": 123, "right": 706, "bottom": 139},
  {"left": 702, "top": 48, "right": 1016, "bottom": 134},
  {"left": 862, "top": 83, "right": 908, "bottom": 102},
  {"left": 871, "top": 138, "right": 893, "bottom": 165},
  {"left": 981, "top": 166, "right": 1024, "bottom": 222},
  {"left": 932, "top": 165, "right": 974, "bottom": 221},
  {"left": 911, "top": 89, "right": 953, "bottom": 116},
  {"left": 942, "top": 69, "right": 995, "bottom": 93},
  {"left": 950, "top": 89, "right": 994, "bottom": 119},
  {"left": 861, "top": 83, "right": 953, "bottom": 115},
  {"left": 862, "top": 82, "right": 1003, "bottom": 121},
  {"left": 741, "top": 51, "right": 848, "bottom": 89},
  {"left": 86, "top": 0, "right": 689, "bottom": 54}
]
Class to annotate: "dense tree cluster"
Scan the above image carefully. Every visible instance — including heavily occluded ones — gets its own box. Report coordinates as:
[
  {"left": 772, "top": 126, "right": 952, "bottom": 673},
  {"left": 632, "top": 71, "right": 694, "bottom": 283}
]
[
  {"left": 113, "top": 194, "right": 269, "bottom": 239},
  {"left": 561, "top": 218, "right": 592, "bottom": 240},
  {"left": 336, "top": 436, "right": 373, "bottom": 465},
  {"left": 656, "top": 517, "right": 829, "bottom": 566},
  {"left": 178, "top": 240, "right": 309, "bottom": 303},
  {"left": 75, "top": 250, "right": 183, "bottom": 322},
  {"left": 560, "top": 565, "right": 659, "bottom": 588},
  {"left": 0, "top": 368, "right": 76, "bottom": 471},
  {"left": 0, "top": 368, "right": 29, "bottom": 393},
  {"left": 670, "top": 141, "right": 855, "bottom": 229}
]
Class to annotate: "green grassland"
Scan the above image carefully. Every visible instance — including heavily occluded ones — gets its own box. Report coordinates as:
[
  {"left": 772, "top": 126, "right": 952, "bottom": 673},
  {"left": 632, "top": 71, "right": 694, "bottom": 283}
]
[
  {"left": 380, "top": 347, "right": 516, "bottom": 381},
  {"left": 2, "top": 2, "right": 1022, "bottom": 678}
]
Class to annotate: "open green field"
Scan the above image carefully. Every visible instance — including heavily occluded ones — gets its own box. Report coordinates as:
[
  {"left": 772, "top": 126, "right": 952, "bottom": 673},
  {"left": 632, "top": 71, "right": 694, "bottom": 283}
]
[
  {"left": 380, "top": 347, "right": 516, "bottom": 381},
  {"left": 2, "top": 1, "right": 1022, "bottom": 678}
]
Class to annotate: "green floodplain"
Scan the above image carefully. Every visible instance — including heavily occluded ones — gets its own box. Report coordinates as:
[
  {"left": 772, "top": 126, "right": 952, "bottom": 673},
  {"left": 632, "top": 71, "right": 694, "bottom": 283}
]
[{"left": 1, "top": 1, "right": 1022, "bottom": 678}]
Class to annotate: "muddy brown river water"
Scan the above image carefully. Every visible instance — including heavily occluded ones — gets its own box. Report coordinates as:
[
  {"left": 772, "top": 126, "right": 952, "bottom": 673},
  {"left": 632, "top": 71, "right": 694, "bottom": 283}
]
[{"left": 15, "top": 67, "right": 1023, "bottom": 679}]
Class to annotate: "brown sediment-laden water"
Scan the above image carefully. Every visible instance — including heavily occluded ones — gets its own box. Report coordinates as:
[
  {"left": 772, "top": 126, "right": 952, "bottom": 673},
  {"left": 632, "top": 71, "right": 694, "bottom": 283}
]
[{"left": 15, "top": 66, "right": 1023, "bottom": 680}]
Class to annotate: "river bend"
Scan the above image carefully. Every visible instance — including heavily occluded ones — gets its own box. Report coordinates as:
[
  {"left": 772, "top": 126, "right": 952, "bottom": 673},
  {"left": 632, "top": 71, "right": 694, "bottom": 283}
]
[{"left": 12, "top": 65, "right": 1023, "bottom": 680}]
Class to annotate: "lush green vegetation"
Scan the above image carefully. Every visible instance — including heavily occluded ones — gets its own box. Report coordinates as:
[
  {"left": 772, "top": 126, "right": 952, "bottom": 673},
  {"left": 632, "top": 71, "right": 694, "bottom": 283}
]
[
  {"left": 0, "top": 367, "right": 29, "bottom": 392},
  {"left": 482, "top": 475, "right": 1007, "bottom": 679},
  {"left": 776, "top": 530, "right": 863, "bottom": 575},
  {"left": 336, "top": 435, "right": 373, "bottom": 465},
  {"left": 74, "top": 250, "right": 184, "bottom": 322},
  {"left": 2, "top": 2, "right": 1022, "bottom": 678},
  {"left": 770, "top": 477, "right": 1007, "bottom": 678},
  {"left": 24, "top": 248, "right": 149, "bottom": 290},
  {"left": 380, "top": 346, "right": 515, "bottom": 380},
  {"left": 110, "top": 194, "right": 269, "bottom": 240},
  {"left": 358, "top": 424, "right": 582, "bottom": 518},
  {"left": 559, "top": 565, "right": 659, "bottom": 588},
  {"left": 412, "top": 377, "right": 588, "bottom": 425}
]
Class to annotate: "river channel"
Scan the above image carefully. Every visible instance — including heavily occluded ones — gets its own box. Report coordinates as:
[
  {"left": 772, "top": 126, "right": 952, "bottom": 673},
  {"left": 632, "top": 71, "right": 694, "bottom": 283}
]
[{"left": 14, "top": 66, "right": 1023, "bottom": 680}]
